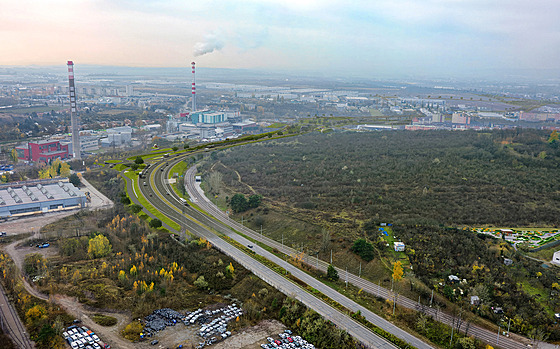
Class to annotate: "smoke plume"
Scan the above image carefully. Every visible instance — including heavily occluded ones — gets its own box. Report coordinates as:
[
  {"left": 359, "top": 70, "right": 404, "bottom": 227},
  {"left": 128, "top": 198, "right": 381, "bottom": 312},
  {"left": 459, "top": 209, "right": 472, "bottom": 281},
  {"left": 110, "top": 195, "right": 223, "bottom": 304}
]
[{"left": 194, "top": 33, "right": 224, "bottom": 57}]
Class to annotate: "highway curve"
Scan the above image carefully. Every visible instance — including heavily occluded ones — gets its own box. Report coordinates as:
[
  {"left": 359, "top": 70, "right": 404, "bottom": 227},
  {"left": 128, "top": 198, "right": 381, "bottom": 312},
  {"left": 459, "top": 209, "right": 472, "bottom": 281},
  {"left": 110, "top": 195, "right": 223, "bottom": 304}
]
[{"left": 127, "top": 155, "right": 433, "bottom": 349}]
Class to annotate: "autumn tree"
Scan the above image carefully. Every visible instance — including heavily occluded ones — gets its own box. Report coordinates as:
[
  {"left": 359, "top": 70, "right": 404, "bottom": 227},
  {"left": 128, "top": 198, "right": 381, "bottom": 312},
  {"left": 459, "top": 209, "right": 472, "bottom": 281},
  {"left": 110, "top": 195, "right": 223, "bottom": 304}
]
[
  {"left": 392, "top": 261, "right": 403, "bottom": 283},
  {"left": 87, "top": 234, "right": 112, "bottom": 259}
]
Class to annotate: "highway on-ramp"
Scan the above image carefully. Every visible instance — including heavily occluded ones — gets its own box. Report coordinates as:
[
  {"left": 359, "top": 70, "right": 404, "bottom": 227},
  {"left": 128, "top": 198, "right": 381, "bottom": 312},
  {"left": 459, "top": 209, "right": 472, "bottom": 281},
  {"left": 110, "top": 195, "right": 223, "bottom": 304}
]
[{"left": 127, "top": 156, "right": 433, "bottom": 349}]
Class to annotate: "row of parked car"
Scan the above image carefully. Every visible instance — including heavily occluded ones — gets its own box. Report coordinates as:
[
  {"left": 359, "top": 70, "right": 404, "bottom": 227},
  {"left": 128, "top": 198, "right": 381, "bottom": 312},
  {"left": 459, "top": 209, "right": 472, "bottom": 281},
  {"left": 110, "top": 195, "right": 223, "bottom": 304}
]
[
  {"left": 63, "top": 325, "right": 110, "bottom": 349},
  {"left": 261, "top": 330, "right": 315, "bottom": 349}
]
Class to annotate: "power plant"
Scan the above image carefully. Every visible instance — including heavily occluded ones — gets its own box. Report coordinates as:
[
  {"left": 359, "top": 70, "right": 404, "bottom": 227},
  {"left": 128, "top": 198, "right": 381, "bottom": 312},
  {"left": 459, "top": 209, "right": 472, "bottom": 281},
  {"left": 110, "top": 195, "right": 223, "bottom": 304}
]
[
  {"left": 191, "top": 61, "right": 197, "bottom": 114},
  {"left": 67, "top": 61, "right": 81, "bottom": 160}
]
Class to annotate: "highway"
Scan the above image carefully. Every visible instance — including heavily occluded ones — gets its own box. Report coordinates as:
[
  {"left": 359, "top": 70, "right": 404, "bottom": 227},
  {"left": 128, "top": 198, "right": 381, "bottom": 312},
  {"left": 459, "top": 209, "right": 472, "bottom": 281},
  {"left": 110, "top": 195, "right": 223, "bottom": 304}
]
[
  {"left": 182, "top": 166, "right": 532, "bottom": 349},
  {"left": 128, "top": 155, "right": 433, "bottom": 349}
]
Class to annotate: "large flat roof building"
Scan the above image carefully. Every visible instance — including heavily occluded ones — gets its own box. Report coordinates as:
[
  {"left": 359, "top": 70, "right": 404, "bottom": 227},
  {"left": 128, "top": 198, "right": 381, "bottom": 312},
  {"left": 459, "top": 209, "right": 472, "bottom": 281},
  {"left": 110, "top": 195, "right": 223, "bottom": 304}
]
[{"left": 0, "top": 179, "right": 86, "bottom": 218}]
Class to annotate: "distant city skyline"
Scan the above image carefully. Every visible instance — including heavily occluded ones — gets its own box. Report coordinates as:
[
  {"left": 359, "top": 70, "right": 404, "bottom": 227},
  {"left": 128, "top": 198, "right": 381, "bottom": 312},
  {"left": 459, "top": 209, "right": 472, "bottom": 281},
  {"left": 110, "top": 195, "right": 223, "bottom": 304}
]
[{"left": 1, "top": 0, "right": 559, "bottom": 79}]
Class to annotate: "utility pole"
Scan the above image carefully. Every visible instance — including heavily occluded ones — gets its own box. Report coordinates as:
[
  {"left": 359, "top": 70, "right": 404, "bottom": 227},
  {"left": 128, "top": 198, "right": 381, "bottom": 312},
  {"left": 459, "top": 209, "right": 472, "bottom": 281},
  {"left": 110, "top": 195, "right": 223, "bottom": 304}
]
[
  {"left": 430, "top": 289, "right": 434, "bottom": 307},
  {"left": 507, "top": 317, "right": 511, "bottom": 337},
  {"left": 359, "top": 262, "right": 361, "bottom": 278},
  {"left": 345, "top": 267, "right": 348, "bottom": 287},
  {"left": 282, "top": 233, "right": 284, "bottom": 248},
  {"left": 330, "top": 249, "right": 332, "bottom": 264},
  {"left": 260, "top": 225, "right": 263, "bottom": 236},
  {"left": 497, "top": 325, "right": 500, "bottom": 346}
]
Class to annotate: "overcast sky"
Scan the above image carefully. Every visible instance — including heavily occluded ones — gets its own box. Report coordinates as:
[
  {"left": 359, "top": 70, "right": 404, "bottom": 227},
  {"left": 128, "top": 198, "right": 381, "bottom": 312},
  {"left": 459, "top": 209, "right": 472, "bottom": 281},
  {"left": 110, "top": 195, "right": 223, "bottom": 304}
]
[{"left": 1, "top": 0, "right": 559, "bottom": 79}]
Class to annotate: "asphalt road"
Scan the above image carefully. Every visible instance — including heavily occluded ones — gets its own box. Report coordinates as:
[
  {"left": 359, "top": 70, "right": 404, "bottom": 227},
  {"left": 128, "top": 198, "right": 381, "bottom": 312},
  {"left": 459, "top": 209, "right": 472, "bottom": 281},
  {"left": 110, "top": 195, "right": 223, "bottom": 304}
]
[
  {"left": 182, "top": 166, "right": 533, "bottom": 349},
  {"left": 128, "top": 156, "right": 432, "bottom": 349}
]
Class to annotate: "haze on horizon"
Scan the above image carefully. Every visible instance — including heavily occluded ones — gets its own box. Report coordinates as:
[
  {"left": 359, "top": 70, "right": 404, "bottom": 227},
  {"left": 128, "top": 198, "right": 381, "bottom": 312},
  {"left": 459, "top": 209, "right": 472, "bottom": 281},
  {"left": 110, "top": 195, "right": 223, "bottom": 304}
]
[{"left": 1, "top": 0, "right": 559, "bottom": 80}]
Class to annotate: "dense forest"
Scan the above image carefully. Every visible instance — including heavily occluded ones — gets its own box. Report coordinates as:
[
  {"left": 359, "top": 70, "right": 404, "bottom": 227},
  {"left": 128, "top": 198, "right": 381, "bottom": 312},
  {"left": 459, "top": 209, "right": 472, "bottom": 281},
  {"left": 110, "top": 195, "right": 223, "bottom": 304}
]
[{"left": 210, "top": 129, "right": 560, "bottom": 229}]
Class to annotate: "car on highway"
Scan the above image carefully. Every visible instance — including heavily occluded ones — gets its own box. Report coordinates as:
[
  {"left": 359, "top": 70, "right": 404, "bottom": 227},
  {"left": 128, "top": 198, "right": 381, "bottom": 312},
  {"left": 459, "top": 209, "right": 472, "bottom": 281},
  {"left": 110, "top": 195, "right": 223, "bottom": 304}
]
[{"left": 247, "top": 245, "right": 253, "bottom": 249}]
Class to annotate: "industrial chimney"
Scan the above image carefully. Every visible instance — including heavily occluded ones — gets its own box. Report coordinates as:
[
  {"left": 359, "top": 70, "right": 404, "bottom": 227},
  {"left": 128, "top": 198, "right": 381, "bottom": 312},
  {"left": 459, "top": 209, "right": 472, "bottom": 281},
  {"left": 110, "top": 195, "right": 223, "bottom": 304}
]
[{"left": 67, "top": 61, "right": 81, "bottom": 160}]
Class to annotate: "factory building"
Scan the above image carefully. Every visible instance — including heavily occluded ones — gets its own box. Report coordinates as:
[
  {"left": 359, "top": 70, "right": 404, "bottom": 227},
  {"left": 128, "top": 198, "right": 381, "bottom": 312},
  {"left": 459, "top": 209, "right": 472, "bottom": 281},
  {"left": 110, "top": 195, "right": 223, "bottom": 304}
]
[
  {"left": 191, "top": 110, "right": 226, "bottom": 124},
  {"left": 0, "top": 179, "right": 87, "bottom": 218},
  {"left": 15, "top": 140, "right": 70, "bottom": 163}
]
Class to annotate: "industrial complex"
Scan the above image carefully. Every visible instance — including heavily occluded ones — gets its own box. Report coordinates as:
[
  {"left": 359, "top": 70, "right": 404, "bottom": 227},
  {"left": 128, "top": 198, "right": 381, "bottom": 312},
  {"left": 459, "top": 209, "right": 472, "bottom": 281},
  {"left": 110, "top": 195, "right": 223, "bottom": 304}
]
[{"left": 0, "top": 179, "right": 87, "bottom": 218}]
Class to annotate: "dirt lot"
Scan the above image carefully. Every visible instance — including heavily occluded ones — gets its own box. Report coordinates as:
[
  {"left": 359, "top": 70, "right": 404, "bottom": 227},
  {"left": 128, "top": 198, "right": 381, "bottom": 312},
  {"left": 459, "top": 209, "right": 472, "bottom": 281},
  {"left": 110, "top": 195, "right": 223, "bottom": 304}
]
[
  {"left": 135, "top": 319, "right": 285, "bottom": 349},
  {"left": 213, "top": 320, "right": 285, "bottom": 349}
]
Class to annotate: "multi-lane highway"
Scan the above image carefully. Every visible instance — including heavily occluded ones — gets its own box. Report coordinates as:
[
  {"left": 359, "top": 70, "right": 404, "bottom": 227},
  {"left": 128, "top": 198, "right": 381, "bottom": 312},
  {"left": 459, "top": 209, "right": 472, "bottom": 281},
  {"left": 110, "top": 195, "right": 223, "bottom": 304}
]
[
  {"left": 182, "top": 165, "right": 532, "bottom": 349},
  {"left": 127, "top": 154, "right": 434, "bottom": 349}
]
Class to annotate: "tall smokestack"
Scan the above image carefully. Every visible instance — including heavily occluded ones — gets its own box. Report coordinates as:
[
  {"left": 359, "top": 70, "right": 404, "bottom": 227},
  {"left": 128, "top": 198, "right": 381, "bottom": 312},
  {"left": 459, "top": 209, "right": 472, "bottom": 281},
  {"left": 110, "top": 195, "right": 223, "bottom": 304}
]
[
  {"left": 67, "top": 61, "right": 81, "bottom": 160},
  {"left": 191, "top": 61, "right": 196, "bottom": 113}
]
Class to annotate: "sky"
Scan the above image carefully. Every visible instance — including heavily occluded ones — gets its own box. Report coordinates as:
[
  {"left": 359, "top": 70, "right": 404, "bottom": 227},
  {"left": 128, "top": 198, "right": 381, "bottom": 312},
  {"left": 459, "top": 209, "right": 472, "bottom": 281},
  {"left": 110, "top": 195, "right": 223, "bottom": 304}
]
[{"left": 0, "top": 0, "right": 559, "bottom": 79}]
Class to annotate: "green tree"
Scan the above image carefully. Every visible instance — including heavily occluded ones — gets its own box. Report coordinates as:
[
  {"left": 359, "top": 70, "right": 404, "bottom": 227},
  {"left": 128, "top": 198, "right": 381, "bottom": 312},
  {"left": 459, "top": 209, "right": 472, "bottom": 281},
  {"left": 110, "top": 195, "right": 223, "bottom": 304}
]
[
  {"left": 350, "top": 238, "right": 375, "bottom": 261},
  {"left": 194, "top": 275, "right": 208, "bottom": 289},
  {"left": 130, "top": 204, "right": 143, "bottom": 213},
  {"left": 149, "top": 218, "right": 162, "bottom": 229},
  {"left": 134, "top": 156, "right": 144, "bottom": 164},
  {"left": 172, "top": 146, "right": 179, "bottom": 152},
  {"left": 248, "top": 194, "right": 263, "bottom": 208},
  {"left": 230, "top": 193, "right": 248, "bottom": 213},
  {"left": 87, "top": 234, "right": 112, "bottom": 259},
  {"left": 68, "top": 173, "right": 81, "bottom": 187},
  {"left": 327, "top": 264, "right": 339, "bottom": 281}
]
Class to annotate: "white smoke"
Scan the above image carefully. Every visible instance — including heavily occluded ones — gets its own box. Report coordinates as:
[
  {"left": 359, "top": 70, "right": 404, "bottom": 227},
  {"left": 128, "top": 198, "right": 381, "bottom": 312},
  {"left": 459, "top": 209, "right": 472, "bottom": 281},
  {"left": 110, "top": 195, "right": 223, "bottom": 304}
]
[{"left": 194, "top": 33, "right": 224, "bottom": 57}]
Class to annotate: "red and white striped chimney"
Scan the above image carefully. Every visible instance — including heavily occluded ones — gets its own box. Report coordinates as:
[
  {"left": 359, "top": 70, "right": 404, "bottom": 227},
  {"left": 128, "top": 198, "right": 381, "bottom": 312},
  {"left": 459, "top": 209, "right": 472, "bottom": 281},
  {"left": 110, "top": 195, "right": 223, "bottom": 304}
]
[{"left": 191, "top": 61, "right": 196, "bottom": 113}]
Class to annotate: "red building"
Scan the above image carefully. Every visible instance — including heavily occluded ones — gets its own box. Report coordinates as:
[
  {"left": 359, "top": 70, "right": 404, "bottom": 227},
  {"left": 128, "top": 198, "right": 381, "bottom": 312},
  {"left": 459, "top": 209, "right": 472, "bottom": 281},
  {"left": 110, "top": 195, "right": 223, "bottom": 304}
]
[{"left": 15, "top": 140, "right": 70, "bottom": 163}]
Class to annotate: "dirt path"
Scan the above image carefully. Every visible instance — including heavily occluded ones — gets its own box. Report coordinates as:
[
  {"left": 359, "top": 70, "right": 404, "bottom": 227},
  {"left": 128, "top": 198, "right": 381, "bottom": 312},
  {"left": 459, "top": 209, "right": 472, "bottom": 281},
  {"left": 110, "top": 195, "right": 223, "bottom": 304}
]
[{"left": 212, "top": 161, "right": 257, "bottom": 195}]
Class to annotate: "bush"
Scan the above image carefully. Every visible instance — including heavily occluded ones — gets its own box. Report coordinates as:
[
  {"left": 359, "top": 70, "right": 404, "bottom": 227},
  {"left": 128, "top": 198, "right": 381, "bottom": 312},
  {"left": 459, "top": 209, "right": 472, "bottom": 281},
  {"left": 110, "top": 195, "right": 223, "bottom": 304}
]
[
  {"left": 149, "top": 219, "right": 162, "bottom": 229},
  {"left": 134, "top": 156, "right": 144, "bottom": 165},
  {"left": 92, "top": 314, "right": 118, "bottom": 327},
  {"left": 327, "top": 264, "right": 339, "bottom": 281},
  {"left": 351, "top": 238, "right": 374, "bottom": 261}
]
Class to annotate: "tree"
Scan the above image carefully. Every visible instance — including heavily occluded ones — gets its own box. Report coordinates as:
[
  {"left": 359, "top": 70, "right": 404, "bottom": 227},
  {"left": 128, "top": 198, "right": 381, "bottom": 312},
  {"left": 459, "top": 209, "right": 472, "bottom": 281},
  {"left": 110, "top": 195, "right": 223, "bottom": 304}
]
[
  {"left": 26, "top": 305, "right": 47, "bottom": 326},
  {"left": 149, "top": 218, "right": 162, "bottom": 229},
  {"left": 134, "top": 156, "right": 144, "bottom": 164},
  {"left": 225, "top": 262, "right": 235, "bottom": 278},
  {"left": 392, "top": 261, "right": 403, "bottom": 283},
  {"left": 350, "top": 239, "right": 375, "bottom": 261},
  {"left": 248, "top": 194, "right": 263, "bottom": 208},
  {"left": 69, "top": 173, "right": 81, "bottom": 187},
  {"left": 130, "top": 204, "right": 143, "bottom": 214},
  {"left": 194, "top": 275, "right": 208, "bottom": 289},
  {"left": 548, "top": 130, "right": 559, "bottom": 144},
  {"left": 87, "top": 234, "right": 112, "bottom": 259},
  {"left": 327, "top": 264, "right": 339, "bottom": 281},
  {"left": 230, "top": 193, "right": 248, "bottom": 213},
  {"left": 10, "top": 148, "right": 18, "bottom": 164},
  {"left": 172, "top": 146, "right": 179, "bottom": 152}
]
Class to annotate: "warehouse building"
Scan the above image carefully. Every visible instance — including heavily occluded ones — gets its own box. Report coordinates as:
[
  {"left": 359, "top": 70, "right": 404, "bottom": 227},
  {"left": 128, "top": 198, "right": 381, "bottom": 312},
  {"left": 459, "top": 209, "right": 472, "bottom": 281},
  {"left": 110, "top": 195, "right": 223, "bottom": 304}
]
[{"left": 0, "top": 179, "right": 87, "bottom": 218}]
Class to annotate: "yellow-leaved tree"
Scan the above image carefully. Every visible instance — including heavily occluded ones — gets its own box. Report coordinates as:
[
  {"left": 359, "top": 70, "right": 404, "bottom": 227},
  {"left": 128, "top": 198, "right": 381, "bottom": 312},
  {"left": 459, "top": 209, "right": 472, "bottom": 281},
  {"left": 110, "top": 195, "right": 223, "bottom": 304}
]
[
  {"left": 392, "top": 261, "right": 403, "bottom": 283},
  {"left": 87, "top": 234, "right": 112, "bottom": 259}
]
